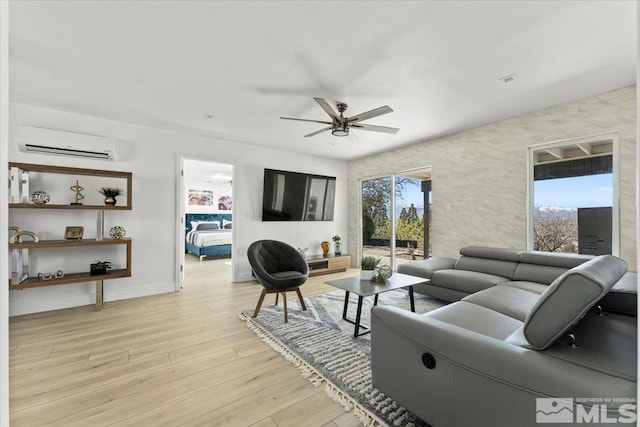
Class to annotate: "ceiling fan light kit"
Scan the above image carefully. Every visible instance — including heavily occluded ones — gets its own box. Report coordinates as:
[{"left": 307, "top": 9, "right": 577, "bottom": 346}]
[{"left": 281, "top": 97, "right": 399, "bottom": 138}]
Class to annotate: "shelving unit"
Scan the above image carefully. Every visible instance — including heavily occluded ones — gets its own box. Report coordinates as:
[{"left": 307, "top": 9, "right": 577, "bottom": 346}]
[
  {"left": 8, "top": 162, "right": 133, "bottom": 311},
  {"left": 307, "top": 254, "right": 351, "bottom": 277}
]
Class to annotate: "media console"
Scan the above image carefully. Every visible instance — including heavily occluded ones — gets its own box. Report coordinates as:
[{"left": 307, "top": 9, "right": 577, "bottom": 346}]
[{"left": 307, "top": 254, "right": 351, "bottom": 277}]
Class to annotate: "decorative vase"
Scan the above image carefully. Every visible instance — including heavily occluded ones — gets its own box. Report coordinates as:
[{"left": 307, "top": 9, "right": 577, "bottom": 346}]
[
  {"left": 321, "top": 241, "right": 330, "bottom": 256},
  {"left": 360, "top": 269, "right": 375, "bottom": 281},
  {"left": 109, "top": 226, "right": 126, "bottom": 240},
  {"left": 31, "top": 191, "right": 50, "bottom": 205},
  {"left": 334, "top": 241, "right": 342, "bottom": 255},
  {"left": 104, "top": 196, "right": 116, "bottom": 206}
]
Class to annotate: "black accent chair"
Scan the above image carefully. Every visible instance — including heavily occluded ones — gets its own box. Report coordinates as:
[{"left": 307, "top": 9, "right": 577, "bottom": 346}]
[{"left": 247, "top": 240, "right": 309, "bottom": 323}]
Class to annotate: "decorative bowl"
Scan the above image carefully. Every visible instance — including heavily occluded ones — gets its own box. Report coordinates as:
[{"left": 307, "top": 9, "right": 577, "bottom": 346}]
[{"left": 30, "top": 190, "right": 50, "bottom": 205}]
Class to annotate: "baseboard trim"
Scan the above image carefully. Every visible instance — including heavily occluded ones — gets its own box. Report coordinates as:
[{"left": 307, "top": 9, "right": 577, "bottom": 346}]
[{"left": 9, "top": 281, "right": 176, "bottom": 316}]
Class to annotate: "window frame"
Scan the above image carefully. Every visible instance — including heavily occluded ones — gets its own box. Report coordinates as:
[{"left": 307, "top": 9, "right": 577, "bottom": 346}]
[{"left": 526, "top": 132, "right": 620, "bottom": 255}]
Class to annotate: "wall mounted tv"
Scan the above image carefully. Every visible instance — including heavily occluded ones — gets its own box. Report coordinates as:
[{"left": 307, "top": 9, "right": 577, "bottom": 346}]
[{"left": 262, "top": 168, "right": 336, "bottom": 221}]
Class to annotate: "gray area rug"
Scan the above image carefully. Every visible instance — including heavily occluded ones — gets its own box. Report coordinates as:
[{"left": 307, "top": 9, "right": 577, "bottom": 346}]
[{"left": 240, "top": 288, "right": 447, "bottom": 426}]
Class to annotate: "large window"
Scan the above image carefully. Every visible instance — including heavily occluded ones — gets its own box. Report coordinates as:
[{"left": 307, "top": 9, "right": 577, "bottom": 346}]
[{"left": 528, "top": 133, "right": 618, "bottom": 255}]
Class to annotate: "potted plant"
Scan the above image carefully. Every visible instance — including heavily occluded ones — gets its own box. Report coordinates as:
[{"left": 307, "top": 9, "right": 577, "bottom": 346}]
[
  {"left": 332, "top": 235, "right": 342, "bottom": 255},
  {"left": 98, "top": 187, "right": 124, "bottom": 206},
  {"left": 360, "top": 256, "right": 380, "bottom": 280},
  {"left": 90, "top": 260, "right": 112, "bottom": 276}
]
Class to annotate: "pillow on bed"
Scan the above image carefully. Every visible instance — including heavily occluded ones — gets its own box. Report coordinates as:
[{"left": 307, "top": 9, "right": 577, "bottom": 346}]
[
  {"left": 223, "top": 219, "right": 232, "bottom": 229},
  {"left": 196, "top": 222, "right": 220, "bottom": 231},
  {"left": 190, "top": 221, "right": 220, "bottom": 231}
]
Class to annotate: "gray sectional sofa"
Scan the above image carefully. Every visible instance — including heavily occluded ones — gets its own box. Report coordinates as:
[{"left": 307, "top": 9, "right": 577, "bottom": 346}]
[
  {"left": 372, "top": 248, "right": 637, "bottom": 427},
  {"left": 398, "top": 246, "right": 636, "bottom": 314}
]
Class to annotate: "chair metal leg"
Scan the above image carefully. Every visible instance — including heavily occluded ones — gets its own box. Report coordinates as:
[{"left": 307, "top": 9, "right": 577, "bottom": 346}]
[
  {"left": 253, "top": 289, "right": 268, "bottom": 318},
  {"left": 275, "top": 292, "right": 279, "bottom": 305},
  {"left": 295, "top": 287, "right": 307, "bottom": 310}
]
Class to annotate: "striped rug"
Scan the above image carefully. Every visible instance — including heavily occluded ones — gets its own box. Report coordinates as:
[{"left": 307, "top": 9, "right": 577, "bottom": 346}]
[{"left": 240, "top": 288, "right": 446, "bottom": 427}]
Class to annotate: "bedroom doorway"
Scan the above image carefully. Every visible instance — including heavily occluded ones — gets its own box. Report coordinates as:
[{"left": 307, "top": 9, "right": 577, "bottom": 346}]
[{"left": 178, "top": 159, "right": 234, "bottom": 289}]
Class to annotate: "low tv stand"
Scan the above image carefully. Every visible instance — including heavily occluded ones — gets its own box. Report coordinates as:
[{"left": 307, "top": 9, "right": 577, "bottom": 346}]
[{"left": 307, "top": 254, "right": 351, "bottom": 277}]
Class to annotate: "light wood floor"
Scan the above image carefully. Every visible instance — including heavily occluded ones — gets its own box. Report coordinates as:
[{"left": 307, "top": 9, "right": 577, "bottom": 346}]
[{"left": 9, "top": 255, "right": 362, "bottom": 426}]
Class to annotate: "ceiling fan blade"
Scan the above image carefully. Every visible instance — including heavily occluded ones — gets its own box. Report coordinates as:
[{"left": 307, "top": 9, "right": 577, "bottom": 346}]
[
  {"left": 304, "top": 126, "right": 332, "bottom": 137},
  {"left": 350, "top": 123, "right": 399, "bottom": 134},
  {"left": 314, "top": 97, "right": 341, "bottom": 122},
  {"left": 347, "top": 105, "right": 393, "bottom": 123},
  {"left": 280, "top": 117, "right": 333, "bottom": 125}
]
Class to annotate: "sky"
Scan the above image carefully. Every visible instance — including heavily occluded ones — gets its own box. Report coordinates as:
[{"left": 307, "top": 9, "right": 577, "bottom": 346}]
[
  {"left": 534, "top": 174, "right": 613, "bottom": 208},
  {"left": 397, "top": 173, "right": 614, "bottom": 211},
  {"left": 383, "top": 173, "right": 613, "bottom": 216}
]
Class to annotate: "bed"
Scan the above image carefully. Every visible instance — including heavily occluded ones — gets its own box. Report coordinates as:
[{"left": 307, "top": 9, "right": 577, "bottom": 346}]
[{"left": 185, "top": 213, "right": 233, "bottom": 261}]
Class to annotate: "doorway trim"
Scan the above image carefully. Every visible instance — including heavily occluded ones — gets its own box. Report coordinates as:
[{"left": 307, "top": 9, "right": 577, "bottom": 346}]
[{"left": 175, "top": 154, "right": 237, "bottom": 290}]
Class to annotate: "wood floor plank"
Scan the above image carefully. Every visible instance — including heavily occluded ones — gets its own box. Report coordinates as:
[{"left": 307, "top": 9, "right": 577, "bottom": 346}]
[
  {"left": 177, "top": 375, "right": 322, "bottom": 427},
  {"left": 9, "top": 257, "right": 361, "bottom": 426},
  {"left": 110, "top": 357, "right": 297, "bottom": 426},
  {"left": 250, "top": 417, "right": 279, "bottom": 427},
  {"left": 272, "top": 389, "right": 347, "bottom": 427}
]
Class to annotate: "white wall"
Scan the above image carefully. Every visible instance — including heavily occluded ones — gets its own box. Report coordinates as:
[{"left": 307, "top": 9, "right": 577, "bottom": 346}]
[
  {"left": 183, "top": 162, "right": 232, "bottom": 215},
  {"left": 8, "top": 103, "right": 348, "bottom": 315},
  {"left": 0, "top": 1, "right": 10, "bottom": 425}
]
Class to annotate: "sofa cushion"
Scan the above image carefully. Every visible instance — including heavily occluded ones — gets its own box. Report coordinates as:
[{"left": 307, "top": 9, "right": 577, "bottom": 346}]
[
  {"left": 454, "top": 256, "right": 518, "bottom": 279},
  {"left": 463, "top": 286, "right": 541, "bottom": 322},
  {"left": 431, "top": 269, "right": 508, "bottom": 294},
  {"left": 459, "top": 246, "right": 522, "bottom": 261},
  {"left": 424, "top": 301, "right": 523, "bottom": 340},
  {"left": 523, "top": 255, "right": 628, "bottom": 350},
  {"left": 499, "top": 281, "right": 547, "bottom": 294},
  {"left": 512, "top": 263, "right": 569, "bottom": 285},
  {"left": 397, "top": 257, "right": 456, "bottom": 280},
  {"left": 518, "top": 251, "right": 593, "bottom": 269},
  {"left": 598, "top": 272, "right": 637, "bottom": 315}
]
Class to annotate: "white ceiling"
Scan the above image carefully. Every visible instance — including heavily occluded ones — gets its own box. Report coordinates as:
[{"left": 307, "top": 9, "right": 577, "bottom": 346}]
[{"left": 9, "top": 1, "right": 637, "bottom": 160}]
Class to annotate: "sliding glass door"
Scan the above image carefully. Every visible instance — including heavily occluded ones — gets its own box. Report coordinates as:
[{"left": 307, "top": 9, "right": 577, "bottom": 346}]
[
  {"left": 360, "top": 167, "right": 431, "bottom": 270},
  {"left": 361, "top": 176, "right": 392, "bottom": 266}
]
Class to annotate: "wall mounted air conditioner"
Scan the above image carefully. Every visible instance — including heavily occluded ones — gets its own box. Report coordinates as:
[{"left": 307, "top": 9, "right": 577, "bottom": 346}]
[{"left": 18, "top": 126, "right": 115, "bottom": 161}]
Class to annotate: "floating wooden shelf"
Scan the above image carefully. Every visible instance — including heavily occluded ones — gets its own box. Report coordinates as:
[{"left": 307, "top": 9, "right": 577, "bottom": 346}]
[
  {"left": 9, "top": 238, "right": 131, "bottom": 250},
  {"left": 8, "top": 162, "right": 133, "bottom": 311},
  {"left": 9, "top": 203, "right": 130, "bottom": 210},
  {"left": 10, "top": 269, "right": 131, "bottom": 290},
  {"left": 8, "top": 162, "right": 132, "bottom": 210}
]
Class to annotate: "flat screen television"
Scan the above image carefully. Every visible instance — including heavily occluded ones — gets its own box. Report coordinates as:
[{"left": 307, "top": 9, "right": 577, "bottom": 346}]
[{"left": 262, "top": 168, "right": 336, "bottom": 221}]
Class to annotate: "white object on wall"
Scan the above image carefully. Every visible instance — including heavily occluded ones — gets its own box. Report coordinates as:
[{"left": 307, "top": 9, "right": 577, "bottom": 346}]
[{"left": 18, "top": 125, "right": 115, "bottom": 160}]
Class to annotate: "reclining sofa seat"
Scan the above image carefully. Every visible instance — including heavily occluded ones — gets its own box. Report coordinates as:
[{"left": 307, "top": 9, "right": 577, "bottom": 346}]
[
  {"left": 372, "top": 254, "right": 636, "bottom": 427},
  {"left": 399, "top": 246, "right": 594, "bottom": 298}
]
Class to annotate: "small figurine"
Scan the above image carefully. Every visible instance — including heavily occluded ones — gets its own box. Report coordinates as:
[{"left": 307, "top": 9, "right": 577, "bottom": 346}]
[{"left": 70, "top": 180, "right": 84, "bottom": 205}]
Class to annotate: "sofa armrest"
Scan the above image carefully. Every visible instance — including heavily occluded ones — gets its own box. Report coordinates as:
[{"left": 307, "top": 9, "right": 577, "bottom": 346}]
[
  {"left": 396, "top": 257, "right": 456, "bottom": 280},
  {"left": 371, "top": 306, "right": 635, "bottom": 402}
]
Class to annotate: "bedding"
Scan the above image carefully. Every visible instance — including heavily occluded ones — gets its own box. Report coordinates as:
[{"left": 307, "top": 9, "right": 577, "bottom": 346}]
[
  {"left": 186, "top": 229, "right": 232, "bottom": 247},
  {"left": 185, "top": 213, "right": 232, "bottom": 261}
]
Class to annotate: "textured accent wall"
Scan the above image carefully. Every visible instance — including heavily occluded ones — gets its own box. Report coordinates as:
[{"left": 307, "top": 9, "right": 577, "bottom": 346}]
[{"left": 348, "top": 86, "right": 637, "bottom": 269}]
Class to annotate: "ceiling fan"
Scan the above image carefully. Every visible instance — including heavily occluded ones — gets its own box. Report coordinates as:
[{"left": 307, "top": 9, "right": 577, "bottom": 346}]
[{"left": 281, "top": 97, "right": 399, "bottom": 138}]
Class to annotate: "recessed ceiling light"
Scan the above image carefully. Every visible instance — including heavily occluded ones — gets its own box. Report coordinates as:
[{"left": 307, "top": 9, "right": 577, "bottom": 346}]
[
  {"left": 202, "top": 113, "right": 215, "bottom": 119},
  {"left": 498, "top": 74, "right": 519, "bottom": 83}
]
